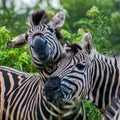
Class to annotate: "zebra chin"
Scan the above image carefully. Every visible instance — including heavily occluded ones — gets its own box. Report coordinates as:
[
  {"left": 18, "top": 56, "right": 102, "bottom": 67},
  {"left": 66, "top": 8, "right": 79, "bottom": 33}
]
[
  {"left": 31, "top": 49, "right": 52, "bottom": 66},
  {"left": 38, "top": 53, "right": 50, "bottom": 64},
  {"left": 42, "top": 89, "right": 64, "bottom": 104}
]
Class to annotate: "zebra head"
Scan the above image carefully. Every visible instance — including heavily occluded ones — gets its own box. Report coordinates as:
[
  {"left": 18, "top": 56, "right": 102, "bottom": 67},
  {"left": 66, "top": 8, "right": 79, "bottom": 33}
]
[
  {"left": 7, "top": 10, "right": 66, "bottom": 68},
  {"left": 43, "top": 32, "right": 94, "bottom": 102}
]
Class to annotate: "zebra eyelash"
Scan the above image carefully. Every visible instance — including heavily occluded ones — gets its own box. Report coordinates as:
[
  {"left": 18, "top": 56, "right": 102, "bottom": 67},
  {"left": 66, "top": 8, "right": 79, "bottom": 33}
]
[{"left": 25, "top": 33, "right": 28, "bottom": 41}]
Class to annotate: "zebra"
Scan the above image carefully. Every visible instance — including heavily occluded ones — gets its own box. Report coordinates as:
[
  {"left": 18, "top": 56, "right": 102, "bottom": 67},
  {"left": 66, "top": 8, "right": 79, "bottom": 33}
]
[
  {"left": 0, "top": 66, "right": 86, "bottom": 120},
  {"left": 43, "top": 32, "right": 120, "bottom": 119},
  {"left": 1, "top": 10, "right": 86, "bottom": 120},
  {"left": 7, "top": 9, "right": 66, "bottom": 80}
]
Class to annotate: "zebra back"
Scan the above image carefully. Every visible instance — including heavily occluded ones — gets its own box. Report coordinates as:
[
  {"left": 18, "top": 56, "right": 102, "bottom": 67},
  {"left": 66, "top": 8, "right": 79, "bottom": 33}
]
[{"left": 0, "top": 66, "right": 87, "bottom": 120}]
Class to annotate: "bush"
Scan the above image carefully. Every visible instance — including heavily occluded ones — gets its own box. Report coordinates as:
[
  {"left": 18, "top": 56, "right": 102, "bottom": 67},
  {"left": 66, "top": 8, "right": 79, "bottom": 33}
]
[{"left": 0, "top": 26, "right": 37, "bottom": 73}]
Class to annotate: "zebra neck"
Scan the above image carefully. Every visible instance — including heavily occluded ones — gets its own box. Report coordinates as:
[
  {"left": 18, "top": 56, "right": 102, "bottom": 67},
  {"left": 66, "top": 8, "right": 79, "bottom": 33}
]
[
  {"left": 39, "top": 65, "right": 57, "bottom": 81},
  {"left": 88, "top": 54, "right": 120, "bottom": 112},
  {"left": 39, "top": 55, "right": 65, "bottom": 81}
]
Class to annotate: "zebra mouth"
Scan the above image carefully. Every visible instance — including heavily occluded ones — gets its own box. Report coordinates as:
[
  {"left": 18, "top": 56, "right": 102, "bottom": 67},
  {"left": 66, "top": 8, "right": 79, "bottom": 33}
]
[
  {"left": 38, "top": 48, "right": 52, "bottom": 64},
  {"left": 38, "top": 54, "right": 50, "bottom": 62},
  {"left": 43, "top": 88, "right": 63, "bottom": 103}
]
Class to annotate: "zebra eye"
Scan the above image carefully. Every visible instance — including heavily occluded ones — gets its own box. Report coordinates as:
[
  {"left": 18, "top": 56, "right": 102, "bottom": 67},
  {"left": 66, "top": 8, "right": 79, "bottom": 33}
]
[
  {"left": 48, "top": 27, "right": 54, "bottom": 33},
  {"left": 75, "top": 63, "right": 85, "bottom": 70},
  {"left": 25, "top": 33, "right": 28, "bottom": 41}
]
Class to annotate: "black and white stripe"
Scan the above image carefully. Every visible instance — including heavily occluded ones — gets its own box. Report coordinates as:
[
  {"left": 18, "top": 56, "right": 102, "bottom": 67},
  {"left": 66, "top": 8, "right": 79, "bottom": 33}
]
[
  {"left": 103, "top": 92, "right": 120, "bottom": 120},
  {"left": 43, "top": 33, "right": 120, "bottom": 119},
  {"left": 0, "top": 66, "right": 86, "bottom": 120}
]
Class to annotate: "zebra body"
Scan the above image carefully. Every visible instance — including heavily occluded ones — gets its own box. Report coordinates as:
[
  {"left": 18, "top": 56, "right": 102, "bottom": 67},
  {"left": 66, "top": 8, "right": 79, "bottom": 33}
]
[
  {"left": 43, "top": 33, "right": 120, "bottom": 119},
  {"left": 0, "top": 66, "right": 86, "bottom": 120},
  {"left": 87, "top": 49, "right": 120, "bottom": 111},
  {"left": 0, "top": 66, "right": 31, "bottom": 120},
  {"left": 0, "top": 67, "right": 47, "bottom": 120}
]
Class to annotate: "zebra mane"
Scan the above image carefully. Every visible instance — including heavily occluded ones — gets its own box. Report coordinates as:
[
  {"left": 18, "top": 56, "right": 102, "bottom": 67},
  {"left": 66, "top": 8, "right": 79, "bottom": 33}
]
[
  {"left": 111, "top": 55, "right": 120, "bottom": 62},
  {"left": 31, "top": 10, "right": 48, "bottom": 25},
  {"left": 90, "top": 48, "right": 120, "bottom": 64},
  {"left": 55, "top": 29, "right": 62, "bottom": 40},
  {"left": 31, "top": 10, "right": 62, "bottom": 40}
]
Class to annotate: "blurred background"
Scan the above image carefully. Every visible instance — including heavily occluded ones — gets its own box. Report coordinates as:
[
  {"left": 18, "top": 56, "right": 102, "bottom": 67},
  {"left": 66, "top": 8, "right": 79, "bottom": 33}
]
[
  {"left": 0, "top": 1, "right": 120, "bottom": 119},
  {"left": 0, "top": 0, "right": 120, "bottom": 52},
  {"left": 1, "top": 0, "right": 120, "bottom": 71}
]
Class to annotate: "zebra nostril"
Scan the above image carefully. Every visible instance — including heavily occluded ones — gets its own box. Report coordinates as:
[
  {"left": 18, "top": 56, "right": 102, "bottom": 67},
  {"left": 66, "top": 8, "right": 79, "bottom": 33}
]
[
  {"left": 52, "top": 86, "right": 59, "bottom": 91},
  {"left": 44, "top": 40, "right": 47, "bottom": 45},
  {"left": 30, "top": 45, "right": 35, "bottom": 49}
]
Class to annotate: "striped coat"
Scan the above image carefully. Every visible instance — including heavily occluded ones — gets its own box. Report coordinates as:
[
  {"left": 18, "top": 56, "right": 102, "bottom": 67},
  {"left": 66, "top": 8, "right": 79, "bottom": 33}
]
[{"left": 43, "top": 33, "right": 120, "bottom": 119}]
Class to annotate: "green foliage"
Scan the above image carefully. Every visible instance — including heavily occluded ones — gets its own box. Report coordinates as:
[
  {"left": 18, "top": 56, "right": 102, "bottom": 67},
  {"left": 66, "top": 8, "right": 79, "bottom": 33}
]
[
  {"left": 0, "top": 26, "right": 37, "bottom": 73},
  {"left": 60, "top": 28, "right": 83, "bottom": 44},
  {"left": 0, "top": 0, "right": 30, "bottom": 35},
  {"left": 61, "top": 6, "right": 111, "bottom": 55},
  {"left": 60, "top": 0, "right": 120, "bottom": 54},
  {"left": 0, "top": 27, "right": 12, "bottom": 49},
  {"left": 75, "top": 6, "right": 112, "bottom": 55},
  {"left": 110, "top": 11, "right": 120, "bottom": 54},
  {"left": 83, "top": 100, "right": 103, "bottom": 120}
]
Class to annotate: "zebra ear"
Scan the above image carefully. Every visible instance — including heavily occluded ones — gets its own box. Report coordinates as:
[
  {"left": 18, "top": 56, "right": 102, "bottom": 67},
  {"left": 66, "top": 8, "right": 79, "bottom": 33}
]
[
  {"left": 64, "top": 41, "right": 82, "bottom": 56},
  {"left": 82, "top": 32, "right": 94, "bottom": 54},
  {"left": 63, "top": 41, "right": 82, "bottom": 56},
  {"left": 63, "top": 41, "right": 73, "bottom": 56},
  {"left": 48, "top": 10, "right": 66, "bottom": 29},
  {"left": 7, "top": 33, "right": 27, "bottom": 48},
  {"left": 30, "top": 10, "right": 47, "bottom": 27}
]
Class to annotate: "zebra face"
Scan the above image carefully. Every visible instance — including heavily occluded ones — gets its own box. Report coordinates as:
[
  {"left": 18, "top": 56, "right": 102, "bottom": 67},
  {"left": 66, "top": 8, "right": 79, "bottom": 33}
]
[
  {"left": 43, "top": 33, "right": 94, "bottom": 102},
  {"left": 28, "top": 33, "right": 51, "bottom": 64},
  {"left": 7, "top": 10, "right": 66, "bottom": 68},
  {"left": 26, "top": 24, "right": 58, "bottom": 66}
]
